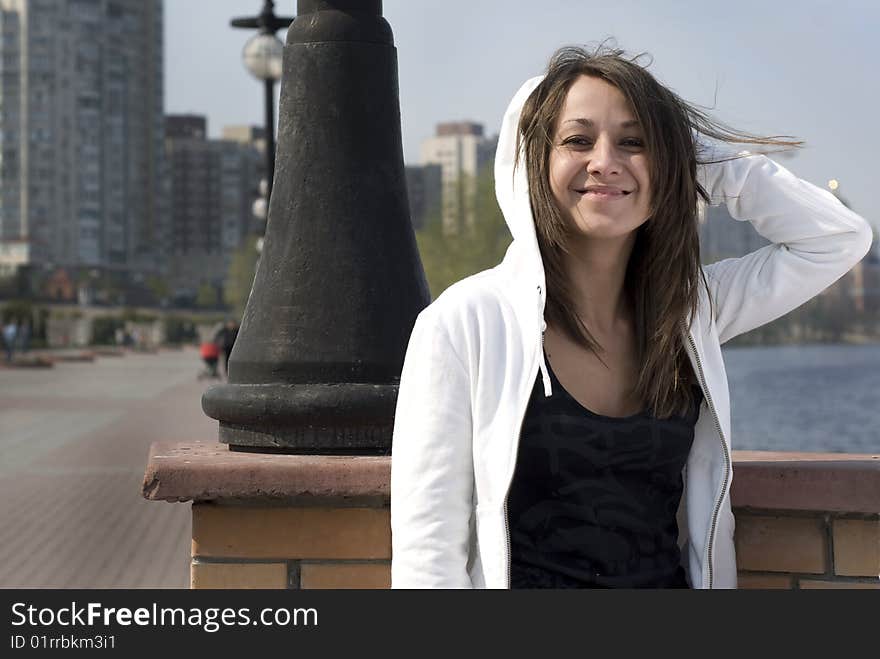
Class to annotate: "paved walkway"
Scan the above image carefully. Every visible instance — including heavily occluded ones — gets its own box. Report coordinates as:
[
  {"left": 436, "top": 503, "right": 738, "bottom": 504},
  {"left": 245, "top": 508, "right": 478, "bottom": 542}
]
[{"left": 0, "top": 347, "right": 220, "bottom": 588}]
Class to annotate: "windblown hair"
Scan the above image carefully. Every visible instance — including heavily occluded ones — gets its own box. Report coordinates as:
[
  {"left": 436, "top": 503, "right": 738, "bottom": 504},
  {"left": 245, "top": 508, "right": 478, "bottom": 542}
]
[{"left": 516, "top": 42, "right": 802, "bottom": 418}]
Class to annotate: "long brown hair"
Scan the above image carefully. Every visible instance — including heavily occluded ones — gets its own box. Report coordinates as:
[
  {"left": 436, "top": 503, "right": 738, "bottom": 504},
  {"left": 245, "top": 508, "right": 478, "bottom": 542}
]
[{"left": 516, "top": 43, "right": 801, "bottom": 418}]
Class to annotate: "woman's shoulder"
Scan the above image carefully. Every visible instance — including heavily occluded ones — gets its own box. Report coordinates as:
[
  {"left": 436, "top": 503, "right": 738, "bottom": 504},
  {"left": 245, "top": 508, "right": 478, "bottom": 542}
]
[{"left": 420, "top": 267, "right": 512, "bottom": 321}]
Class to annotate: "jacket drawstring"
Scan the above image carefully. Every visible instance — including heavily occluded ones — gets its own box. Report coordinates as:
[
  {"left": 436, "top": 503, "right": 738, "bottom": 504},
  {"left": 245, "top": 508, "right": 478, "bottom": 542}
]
[
  {"left": 539, "top": 332, "right": 552, "bottom": 396},
  {"left": 537, "top": 286, "right": 552, "bottom": 397}
]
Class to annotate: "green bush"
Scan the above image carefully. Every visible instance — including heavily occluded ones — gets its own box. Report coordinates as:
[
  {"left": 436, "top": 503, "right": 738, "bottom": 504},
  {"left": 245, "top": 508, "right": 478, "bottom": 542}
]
[
  {"left": 415, "top": 165, "right": 511, "bottom": 300},
  {"left": 1, "top": 299, "right": 33, "bottom": 323}
]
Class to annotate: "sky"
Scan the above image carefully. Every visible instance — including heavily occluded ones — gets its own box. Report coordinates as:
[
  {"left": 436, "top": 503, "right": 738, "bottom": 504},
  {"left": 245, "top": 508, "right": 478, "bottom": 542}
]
[{"left": 165, "top": 0, "right": 880, "bottom": 231}]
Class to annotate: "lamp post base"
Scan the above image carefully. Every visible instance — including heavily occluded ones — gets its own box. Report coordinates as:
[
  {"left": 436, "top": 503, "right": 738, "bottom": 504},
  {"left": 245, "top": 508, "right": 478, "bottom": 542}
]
[{"left": 202, "top": 382, "right": 397, "bottom": 454}]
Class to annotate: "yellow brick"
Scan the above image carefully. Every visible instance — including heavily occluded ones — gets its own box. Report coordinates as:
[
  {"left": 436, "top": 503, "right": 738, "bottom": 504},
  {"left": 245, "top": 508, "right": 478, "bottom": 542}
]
[
  {"left": 191, "top": 562, "right": 287, "bottom": 589},
  {"left": 799, "top": 579, "right": 880, "bottom": 589},
  {"left": 736, "top": 573, "right": 793, "bottom": 589},
  {"left": 192, "top": 504, "right": 390, "bottom": 560},
  {"left": 300, "top": 563, "right": 391, "bottom": 589},
  {"left": 832, "top": 519, "right": 880, "bottom": 577},
  {"left": 735, "top": 515, "right": 827, "bottom": 574}
]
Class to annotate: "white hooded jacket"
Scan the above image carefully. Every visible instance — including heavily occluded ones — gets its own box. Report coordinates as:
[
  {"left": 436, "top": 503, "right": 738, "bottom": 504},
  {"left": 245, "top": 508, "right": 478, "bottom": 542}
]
[{"left": 390, "top": 76, "right": 873, "bottom": 589}]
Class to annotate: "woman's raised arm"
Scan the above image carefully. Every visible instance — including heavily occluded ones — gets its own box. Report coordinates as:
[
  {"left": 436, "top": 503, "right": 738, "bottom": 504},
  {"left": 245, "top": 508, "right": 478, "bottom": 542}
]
[{"left": 697, "top": 150, "right": 873, "bottom": 344}]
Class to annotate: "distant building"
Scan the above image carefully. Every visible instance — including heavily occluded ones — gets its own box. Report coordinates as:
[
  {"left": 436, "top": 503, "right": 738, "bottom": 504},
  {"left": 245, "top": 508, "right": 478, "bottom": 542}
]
[
  {"left": 166, "top": 115, "right": 207, "bottom": 141},
  {"left": 221, "top": 124, "right": 267, "bottom": 233},
  {"left": 222, "top": 124, "right": 267, "bottom": 160},
  {"left": 164, "top": 115, "right": 261, "bottom": 303},
  {"left": 0, "top": 0, "right": 166, "bottom": 274},
  {"left": 420, "top": 122, "right": 497, "bottom": 233},
  {"left": 0, "top": 239, "right": 27, "bottom": 277},
  {"left": 404, "top": 164, "right": 442, "bottom": 230},
  {"left": 165, "top": 116, "right": 217, "bottom": 258}
]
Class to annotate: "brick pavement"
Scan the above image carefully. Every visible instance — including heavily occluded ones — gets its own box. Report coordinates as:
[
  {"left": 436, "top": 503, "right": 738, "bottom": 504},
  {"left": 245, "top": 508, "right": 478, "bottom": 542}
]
[{"left": 0, "top": 347, "right": 220, "bottom": 588}]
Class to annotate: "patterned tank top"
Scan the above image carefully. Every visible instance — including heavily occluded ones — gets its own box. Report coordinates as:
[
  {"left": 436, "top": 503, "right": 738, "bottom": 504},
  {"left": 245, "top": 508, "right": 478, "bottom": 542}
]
[{"left": 507, "top": 351, "right": 702, "bottom": 588}]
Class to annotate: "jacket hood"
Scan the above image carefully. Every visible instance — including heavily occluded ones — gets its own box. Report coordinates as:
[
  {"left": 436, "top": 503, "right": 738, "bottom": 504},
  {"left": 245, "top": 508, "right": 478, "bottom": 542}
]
[{"left": 493, "top": 76, "right": 546, "bottom": 290}]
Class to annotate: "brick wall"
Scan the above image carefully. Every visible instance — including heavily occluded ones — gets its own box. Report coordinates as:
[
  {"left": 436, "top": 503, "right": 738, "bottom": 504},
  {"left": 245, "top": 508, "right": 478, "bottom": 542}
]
[
  {"left": 731, "top": 452, "right": 879, "bottom": 589},
  {"left": 734, "top": 514, "right": 879, "bottom": 588},
  {"left": 190, "top": 504, "right": 391, "bottom": 589},
  {"left": 143, "top": 443, "right": 880, "bottom": 589}
]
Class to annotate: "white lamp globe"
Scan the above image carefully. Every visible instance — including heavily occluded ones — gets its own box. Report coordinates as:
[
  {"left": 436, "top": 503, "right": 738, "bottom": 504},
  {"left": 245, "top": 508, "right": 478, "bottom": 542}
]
[
  {"left": 242, "top": 33, "right": 283, "bottom": 81},
  {"left": 252, "top": 197, "right": 268, "bottom": 220}
]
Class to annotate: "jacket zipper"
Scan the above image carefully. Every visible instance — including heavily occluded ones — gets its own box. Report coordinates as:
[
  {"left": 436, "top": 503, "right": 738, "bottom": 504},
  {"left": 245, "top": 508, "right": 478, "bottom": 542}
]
[
  {"left": 502, "top": 285, "right": 546, "bottom": 589},
  {"left": 683, "top": 326, "right": 731, "bottom": 589}
]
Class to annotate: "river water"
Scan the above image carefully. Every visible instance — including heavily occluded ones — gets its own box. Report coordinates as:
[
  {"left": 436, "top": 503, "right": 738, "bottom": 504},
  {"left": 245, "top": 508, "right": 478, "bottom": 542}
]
[{"left": 721, "top": 343, "right": 880, "bottom": 454}]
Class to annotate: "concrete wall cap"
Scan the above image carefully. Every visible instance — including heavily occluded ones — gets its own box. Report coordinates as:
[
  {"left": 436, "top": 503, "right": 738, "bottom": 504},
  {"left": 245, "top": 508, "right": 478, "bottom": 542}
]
[
  {"left": 142, "top": 440, "right": 390, "bottom": 503},
  {"left": 142, "top": 443, "right": 879, "bottom": 513},
  {"left": 732, "top": 450, "right": 880, "bottom": 514}
]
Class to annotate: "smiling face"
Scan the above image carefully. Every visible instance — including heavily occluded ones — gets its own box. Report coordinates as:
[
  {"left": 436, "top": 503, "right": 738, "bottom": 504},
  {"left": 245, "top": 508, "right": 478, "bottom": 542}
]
[{"left": 548, "top": 75, "right": 652, "bottom": 241}]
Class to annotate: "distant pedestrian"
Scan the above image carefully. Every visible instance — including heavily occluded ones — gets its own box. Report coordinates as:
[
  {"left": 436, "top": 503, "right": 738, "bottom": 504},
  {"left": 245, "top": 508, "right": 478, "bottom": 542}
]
[
  {"left": 213, "top": 319, "right": 239, "bottom": 378},
  {"left": 3, "top": 320, "right": 18, "bottom": 363},
  {"left": 198, "top": 340, "right": 221, "bottom": 379}
]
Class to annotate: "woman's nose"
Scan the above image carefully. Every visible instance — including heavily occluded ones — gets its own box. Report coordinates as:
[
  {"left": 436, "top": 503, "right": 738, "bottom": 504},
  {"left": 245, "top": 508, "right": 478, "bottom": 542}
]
[{"left": 587, "top": 135, "right": 621, "bottom": 177}]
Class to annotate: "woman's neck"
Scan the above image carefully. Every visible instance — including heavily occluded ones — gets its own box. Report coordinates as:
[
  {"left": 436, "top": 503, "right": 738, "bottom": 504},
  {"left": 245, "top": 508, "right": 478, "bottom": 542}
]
[{"left": 561, "top": 232, "right": 637, "bottom": 335}]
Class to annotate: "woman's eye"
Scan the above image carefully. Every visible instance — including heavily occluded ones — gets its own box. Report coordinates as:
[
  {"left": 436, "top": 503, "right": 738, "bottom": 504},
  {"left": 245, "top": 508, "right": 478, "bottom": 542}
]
[{"left": 560, "top": 137, "right": 644, "bottom": 148}]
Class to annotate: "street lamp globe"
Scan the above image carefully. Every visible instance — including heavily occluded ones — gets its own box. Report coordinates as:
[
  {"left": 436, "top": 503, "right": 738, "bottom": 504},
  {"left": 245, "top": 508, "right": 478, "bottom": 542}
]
[
  {"left": 252, "top": 197, "right": 268, "bottom": 220},
  {"left": 242, "top": 33, "right": 283, "bottom": 81}
]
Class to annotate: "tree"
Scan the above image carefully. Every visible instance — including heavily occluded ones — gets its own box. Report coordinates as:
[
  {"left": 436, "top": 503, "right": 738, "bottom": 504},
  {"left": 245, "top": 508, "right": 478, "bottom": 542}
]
[
  {"left": 224, "top": 235, "right": 260, "bottom": 319},
  {"left": 145, "top": 275, "right": 170, "bottom": 304},
  {"left": 196, "top": 282, "right": 218, "bottom": 309},
  {"left": 415, "top": 165, "right": 512, "bottom": 299},
  {"left": 1, "top": 299, "right": 32, "bottom": 324}
]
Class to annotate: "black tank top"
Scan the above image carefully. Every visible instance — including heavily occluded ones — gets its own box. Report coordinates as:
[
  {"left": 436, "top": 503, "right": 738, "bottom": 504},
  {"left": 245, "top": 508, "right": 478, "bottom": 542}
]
[{"left": 507, "top": 352, "right": 702, "bottom": 589}]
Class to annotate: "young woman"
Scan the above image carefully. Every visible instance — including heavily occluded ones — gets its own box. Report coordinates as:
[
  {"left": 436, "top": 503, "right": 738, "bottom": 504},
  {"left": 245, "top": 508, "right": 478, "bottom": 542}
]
[{"left": 390, "top": 45, "right": 873, "bottom": 589}]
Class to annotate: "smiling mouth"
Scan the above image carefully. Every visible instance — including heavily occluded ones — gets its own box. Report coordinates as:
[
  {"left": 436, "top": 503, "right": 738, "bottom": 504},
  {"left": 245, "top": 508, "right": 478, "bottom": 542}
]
[{"left": 575, "top": 189, "right": 631, "bottom": 198}]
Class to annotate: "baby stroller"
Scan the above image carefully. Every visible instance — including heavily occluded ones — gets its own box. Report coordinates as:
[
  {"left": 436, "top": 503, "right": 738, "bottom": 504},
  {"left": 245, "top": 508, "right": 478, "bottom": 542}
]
[{"left": 198, "top": 341, "right": 221, "bottom": 380}]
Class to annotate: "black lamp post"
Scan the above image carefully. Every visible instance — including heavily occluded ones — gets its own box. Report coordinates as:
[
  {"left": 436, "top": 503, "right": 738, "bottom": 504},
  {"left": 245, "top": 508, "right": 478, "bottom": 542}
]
[
  {"left": 203, "top": 0, "right": 431, "bottom": 454},
  {"left": 230, "top": 1, "right": 294, "bottom": 206}
]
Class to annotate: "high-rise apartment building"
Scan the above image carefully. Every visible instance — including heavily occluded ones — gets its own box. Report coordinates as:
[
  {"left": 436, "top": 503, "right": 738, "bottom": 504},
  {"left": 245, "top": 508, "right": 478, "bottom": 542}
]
[
  {"left": 0, "top": 0, "right": 165, "bottom": 273},
  {"left": 221, "top": 125, "right": 269, "bottom": 235},
  {"left": 222, "top": 124, "right": 267, "bottom": 160},
  {"left": 164, "top": 115, "right": 261, "bottom": 302},
  {"left": 420, "top": 121, "right": 497, "bottom": 233}
]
